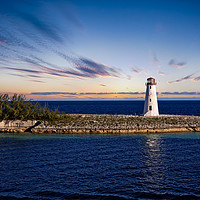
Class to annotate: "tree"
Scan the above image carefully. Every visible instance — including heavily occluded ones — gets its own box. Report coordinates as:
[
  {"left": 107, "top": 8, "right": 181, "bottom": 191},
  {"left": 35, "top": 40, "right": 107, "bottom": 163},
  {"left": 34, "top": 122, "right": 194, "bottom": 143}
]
[{"left": 0, "top": 94, "right": 61, "bottom": 123}]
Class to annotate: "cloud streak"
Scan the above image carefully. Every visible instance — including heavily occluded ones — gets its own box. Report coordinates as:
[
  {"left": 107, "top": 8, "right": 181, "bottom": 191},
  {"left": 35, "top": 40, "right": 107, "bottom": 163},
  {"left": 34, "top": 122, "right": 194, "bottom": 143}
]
[
  {"left": 161, "top": 92, "right": 200, "bottom": 95},
  {"left": 3, "top": 67, "right": 42, "bottom": 74},
  {"left": 0, "top": 0, "right": 121, "bottom": 83},
  {"left": 158, "top": 71, "right": 166, "bottom": 76},
  {"left": 168, "top": 73, "right": 195, "bottom": 84},
  {"left": 192, "top": 76, "right": 200, "bottom": 81},
  {"left": 31, "top": 92, "right": 77, "bottom": 95},
  {"left": 29, "top": 91, "right": 200, "bottom": 96},
  {"left": 151, "top": 52, "right": 161, "bottom": 68},
  {"left": 2, "top": 53, "right": 120, "bottom": 80},
  {"left": 17, "top": 12, "right": 63, "bottom": 43},
  {"left": 168, "top": 59, "right": 186, "bottom": 68},
  {"left": 28, "top": 80, "right": 45, "bottom": 83},
  {"left": 131, "top": 67, "right": 148, "bottom": 75},
  {"left": 30, "top": 92, "right": 146, "bottom": 96}
]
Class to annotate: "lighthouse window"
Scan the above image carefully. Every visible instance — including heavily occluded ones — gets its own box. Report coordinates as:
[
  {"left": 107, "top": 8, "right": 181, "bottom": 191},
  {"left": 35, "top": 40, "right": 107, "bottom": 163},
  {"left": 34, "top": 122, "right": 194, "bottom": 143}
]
[
  {"left": 150, "top": 99, "right": 151, "bottom": 102},
  {"left": 150, "top": 86, "right": 151, "bottom": 89},
  {"left": 149, "top": 106, "right": 152, "bottom": 110}
]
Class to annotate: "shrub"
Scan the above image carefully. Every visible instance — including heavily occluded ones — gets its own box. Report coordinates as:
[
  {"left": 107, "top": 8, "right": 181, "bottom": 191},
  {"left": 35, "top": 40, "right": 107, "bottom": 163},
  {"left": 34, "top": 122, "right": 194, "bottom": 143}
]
[{"left": 0, "top": 94, "right": 60, "bottom": 122}]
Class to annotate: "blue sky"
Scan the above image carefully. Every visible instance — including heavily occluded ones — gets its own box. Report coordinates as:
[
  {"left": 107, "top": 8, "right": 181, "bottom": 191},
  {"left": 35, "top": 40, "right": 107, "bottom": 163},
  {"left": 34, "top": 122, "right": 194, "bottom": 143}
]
[{"left": 0, "top": 0, "right": 200, "bottom": 99}]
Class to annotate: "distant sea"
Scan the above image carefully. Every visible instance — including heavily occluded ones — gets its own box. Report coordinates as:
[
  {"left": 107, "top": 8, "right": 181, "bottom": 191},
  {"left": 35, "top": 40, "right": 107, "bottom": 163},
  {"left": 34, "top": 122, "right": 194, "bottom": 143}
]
[
  {"left": 38, "top": 100, "right": 200, "bottom": 116},
  {"left": 0, "top": 133, "right": 200, "bottom": 199}
]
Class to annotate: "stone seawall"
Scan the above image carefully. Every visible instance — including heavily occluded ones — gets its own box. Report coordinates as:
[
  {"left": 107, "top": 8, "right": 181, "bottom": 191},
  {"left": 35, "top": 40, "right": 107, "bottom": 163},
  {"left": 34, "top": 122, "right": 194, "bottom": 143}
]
[
  {"left": 0, "top": 114, "right": 200, "bottom": 134},
  {"left": 0, "top": 120, "right": 37, "bottom": 128}
]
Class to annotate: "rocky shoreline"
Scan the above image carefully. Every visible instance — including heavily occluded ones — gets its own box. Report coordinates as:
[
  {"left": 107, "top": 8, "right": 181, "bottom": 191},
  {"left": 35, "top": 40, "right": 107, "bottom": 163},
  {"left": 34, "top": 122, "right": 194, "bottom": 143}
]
[{"left": 0, "top": 114, "right": 200, "bottom": 134}]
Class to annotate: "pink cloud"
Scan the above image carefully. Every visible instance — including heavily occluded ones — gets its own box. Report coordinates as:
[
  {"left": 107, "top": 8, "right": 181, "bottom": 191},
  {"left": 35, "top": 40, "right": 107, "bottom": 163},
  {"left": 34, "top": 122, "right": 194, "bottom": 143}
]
[{"left": 158, "top": 71, "right": 166, "bottom": 76}]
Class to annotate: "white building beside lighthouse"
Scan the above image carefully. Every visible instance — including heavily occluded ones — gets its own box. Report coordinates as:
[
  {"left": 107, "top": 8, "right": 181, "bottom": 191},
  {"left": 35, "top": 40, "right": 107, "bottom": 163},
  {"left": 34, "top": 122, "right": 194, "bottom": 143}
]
[{"left": 143, "top": 77, "right": 159, "bottom": 116}]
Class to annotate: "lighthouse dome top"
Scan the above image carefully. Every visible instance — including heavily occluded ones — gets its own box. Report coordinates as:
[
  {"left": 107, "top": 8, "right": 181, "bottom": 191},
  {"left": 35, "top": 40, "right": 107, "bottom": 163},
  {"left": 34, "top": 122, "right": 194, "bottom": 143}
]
[{"left": 146, "top": 77, "right": 156, "bottom": 85}]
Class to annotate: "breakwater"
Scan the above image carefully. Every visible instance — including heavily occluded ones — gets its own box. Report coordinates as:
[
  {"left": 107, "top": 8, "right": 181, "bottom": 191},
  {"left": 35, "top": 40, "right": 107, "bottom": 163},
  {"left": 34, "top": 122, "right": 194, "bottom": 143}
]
[{"left": 0, "top": 114, "right": 200, "bottom": 134}]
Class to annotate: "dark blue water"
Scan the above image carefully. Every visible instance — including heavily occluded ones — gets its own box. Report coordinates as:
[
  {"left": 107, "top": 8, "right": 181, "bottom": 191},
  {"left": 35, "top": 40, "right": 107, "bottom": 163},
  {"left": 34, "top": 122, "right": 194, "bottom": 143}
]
[
  {"left": 0, "top": 133, "right": 200, "bottom": 199},
  {"left": 38, "top": 100, "right": 200, "bottom": 116}
]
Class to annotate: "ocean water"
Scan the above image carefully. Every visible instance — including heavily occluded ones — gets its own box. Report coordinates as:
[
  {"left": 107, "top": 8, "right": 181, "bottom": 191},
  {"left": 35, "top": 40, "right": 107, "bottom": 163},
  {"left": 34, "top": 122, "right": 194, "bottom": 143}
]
[
  {"left": 1, "top": 101, "right": 200, "bottom": 199},
  {"left": 38, "top": 100, "right": 200, "bottom": 116},
  {"left": 0, "top": 133, "right": 200, "bottom": 199}
]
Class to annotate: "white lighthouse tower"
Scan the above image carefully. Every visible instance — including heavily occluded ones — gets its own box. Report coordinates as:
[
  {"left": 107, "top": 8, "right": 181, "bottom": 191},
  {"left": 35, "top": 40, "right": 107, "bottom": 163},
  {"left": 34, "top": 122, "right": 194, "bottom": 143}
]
[{"left": 143, "top": 77, "right": 159, "bottom": 116}]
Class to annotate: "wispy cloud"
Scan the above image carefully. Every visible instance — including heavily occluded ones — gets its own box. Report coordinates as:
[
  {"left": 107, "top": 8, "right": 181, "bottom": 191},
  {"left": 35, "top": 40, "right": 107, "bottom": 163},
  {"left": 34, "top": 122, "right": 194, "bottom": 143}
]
[
  {"left": 168, "top": 59, "right": 186, "bottom": 68},
  {"left": 161, "top": 92, "right": 200, "bottom": 95},
  {"left": 28, "top": 80, "right": 45, "bottom": 83},
  {"left": 29, "top": 91, "right": 200, "bottom": 97},
  {"left": 0, "top": 36, "right": 7, "bottom": 45},
  {"left": 99, "top": 84, "right": 106, "bottom": 87},
  {"left": 2, "top": 53, "right": 120, "bottom": 80},
  {"left": 158, "top": 71, "right": 166, "bottom": 76},
  {"left": 8, "top": 73, "right": 45, "bottom": 79},
  {"left": 0, "top": 0, "right": 121, "bottom": 83},
  {"left": 131, "top": 67, "right": 148, "bottom": 75},
  {"left": 191, "top": 76, "right": 200, "bottom": 82},
  {"left": 75, "top": 57, "right": 120, "bottom": 78},
  {"left": 0, "top": 0, "right": 82, "bottom": 42},
  {"left": 3, "top": 67, "right": 42, "bottom": 74},
  {"left": 30, "top": 91, "right": 146, "bottom": 96},
  {"left": 31, "top": 92, "right": 77, "bottom": 95},
  {"left": 132, "top": 68, "right": 142, "bottom": 74},
  {"left": 17, "top": 12, "right": 63, "bottom": 43},
  {"left": 168, "top": 73, "right": 194, "bottom": 84},
  {"left": 151, "top": 52, "right": 161, "bottom": 68}
]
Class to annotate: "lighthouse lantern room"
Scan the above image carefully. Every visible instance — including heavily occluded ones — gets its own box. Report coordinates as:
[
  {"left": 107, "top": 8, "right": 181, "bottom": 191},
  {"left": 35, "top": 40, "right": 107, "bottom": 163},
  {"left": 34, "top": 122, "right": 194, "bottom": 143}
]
[{"left": 143, "top": 77, "right": 159, "bottom": 116}]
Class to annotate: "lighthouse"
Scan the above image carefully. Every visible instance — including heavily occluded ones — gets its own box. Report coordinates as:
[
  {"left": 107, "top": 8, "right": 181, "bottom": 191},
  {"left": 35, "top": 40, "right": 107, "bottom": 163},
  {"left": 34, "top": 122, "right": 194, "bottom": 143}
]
[{"left": 143, "top": 77, "right": 159, "bottom": 116}]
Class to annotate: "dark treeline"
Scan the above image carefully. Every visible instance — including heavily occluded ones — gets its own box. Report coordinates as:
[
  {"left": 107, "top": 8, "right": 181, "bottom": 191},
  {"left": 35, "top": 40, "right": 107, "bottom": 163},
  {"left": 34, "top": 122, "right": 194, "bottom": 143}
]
[{"left": 0, "top": 94, "right": 61, "bottom": 122}]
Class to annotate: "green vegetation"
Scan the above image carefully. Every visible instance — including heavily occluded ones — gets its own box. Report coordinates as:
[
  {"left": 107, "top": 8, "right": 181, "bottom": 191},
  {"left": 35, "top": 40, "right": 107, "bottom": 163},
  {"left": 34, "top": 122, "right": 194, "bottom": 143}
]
[
  {"left": 1, "top": 94, "right": 199, "bottom": 132},
  {"left": 0, "top": 94, "right": 61, "bottom": 123}
]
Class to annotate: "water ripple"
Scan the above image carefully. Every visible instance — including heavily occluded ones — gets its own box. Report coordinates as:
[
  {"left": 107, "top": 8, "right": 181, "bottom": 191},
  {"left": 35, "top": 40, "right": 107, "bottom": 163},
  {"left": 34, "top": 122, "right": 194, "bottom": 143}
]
[{"left": 0, "top": 133, "right": 200, "bottom": 199}]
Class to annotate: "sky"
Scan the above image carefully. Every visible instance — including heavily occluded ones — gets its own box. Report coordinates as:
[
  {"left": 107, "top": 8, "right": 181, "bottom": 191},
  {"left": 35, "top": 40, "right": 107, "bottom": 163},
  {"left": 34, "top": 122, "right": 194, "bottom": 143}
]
[{"left": 0, "top": 0, "right": 200, "bottom": 100}]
